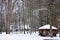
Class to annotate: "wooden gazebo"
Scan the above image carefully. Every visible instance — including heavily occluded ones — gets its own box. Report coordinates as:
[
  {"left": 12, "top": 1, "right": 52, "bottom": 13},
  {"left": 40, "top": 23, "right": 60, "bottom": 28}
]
[{"left": 38, "top": 24, "right": 58, "bottom": 36}]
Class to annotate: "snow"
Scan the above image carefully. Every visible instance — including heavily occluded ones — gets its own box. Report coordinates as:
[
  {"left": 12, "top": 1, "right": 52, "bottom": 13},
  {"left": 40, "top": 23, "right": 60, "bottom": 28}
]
[
  {"left": 39, "top": 24, "right": 57, "bottom": 29},
  {"left": 34, "top": 8, "right": 48, "bottom": 11},
  {"left": 0, "top": 32, "right": 60, "bottom": 40}
]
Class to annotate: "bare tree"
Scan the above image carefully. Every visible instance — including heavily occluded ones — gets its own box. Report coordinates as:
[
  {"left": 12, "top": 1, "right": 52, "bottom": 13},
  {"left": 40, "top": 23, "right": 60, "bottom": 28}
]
[
  {"left": 3, "top": 0, "right": 18, "bottom": 34},
  {"left": 0, "top": 0, "right": 3, "bottom": 33}
]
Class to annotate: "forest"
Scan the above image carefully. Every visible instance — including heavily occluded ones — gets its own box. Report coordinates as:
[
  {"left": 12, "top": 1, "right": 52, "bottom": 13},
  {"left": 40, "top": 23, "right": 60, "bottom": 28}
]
[{"left": 0, "top": 0, "right": 60, "bottom": 35}]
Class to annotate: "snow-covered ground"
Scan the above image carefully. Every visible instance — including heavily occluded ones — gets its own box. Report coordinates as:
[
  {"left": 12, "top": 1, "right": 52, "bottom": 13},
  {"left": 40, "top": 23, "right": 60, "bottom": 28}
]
[{"left": 0, "top": 32, "right": 60, "bottom": 40}]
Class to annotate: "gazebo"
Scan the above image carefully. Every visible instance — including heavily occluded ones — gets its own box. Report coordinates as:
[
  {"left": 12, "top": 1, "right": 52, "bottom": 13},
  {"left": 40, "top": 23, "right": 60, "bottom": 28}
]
[{"left": 38, "top": 24, "right": 58, "bottom": 36}]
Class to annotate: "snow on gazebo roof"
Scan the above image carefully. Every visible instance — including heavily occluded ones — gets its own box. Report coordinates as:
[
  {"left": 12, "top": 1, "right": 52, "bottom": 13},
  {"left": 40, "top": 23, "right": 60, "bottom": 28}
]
[{"left": 39, "top": 24, "right": 57, "bottom": 30}]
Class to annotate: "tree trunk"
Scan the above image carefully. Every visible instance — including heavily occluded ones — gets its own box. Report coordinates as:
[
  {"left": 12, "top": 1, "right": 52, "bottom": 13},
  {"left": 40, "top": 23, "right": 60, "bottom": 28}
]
[{"left": 6, "top": 0, "right": 12, "bottom": 34}]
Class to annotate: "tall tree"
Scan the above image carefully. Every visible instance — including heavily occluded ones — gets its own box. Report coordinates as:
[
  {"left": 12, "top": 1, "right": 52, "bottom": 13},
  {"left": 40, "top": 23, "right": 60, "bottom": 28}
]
[
  {"left": 0, "top": 0, "right": 3, "bottom": 33},
  {"left": 47, "top": 0, "right": 57, "bottom": 37}
]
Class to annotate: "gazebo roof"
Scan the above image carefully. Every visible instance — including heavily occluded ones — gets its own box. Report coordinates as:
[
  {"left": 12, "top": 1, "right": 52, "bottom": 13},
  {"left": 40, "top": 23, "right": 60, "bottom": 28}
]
[{"left": 39, "top": 24, "right": 57, "bottom": 30}]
